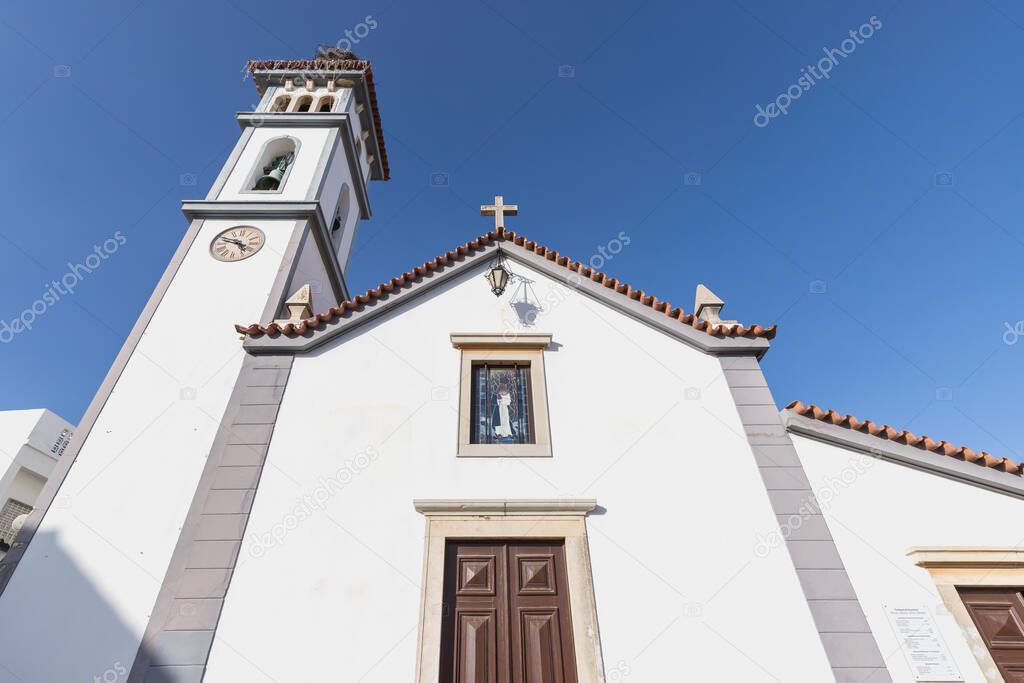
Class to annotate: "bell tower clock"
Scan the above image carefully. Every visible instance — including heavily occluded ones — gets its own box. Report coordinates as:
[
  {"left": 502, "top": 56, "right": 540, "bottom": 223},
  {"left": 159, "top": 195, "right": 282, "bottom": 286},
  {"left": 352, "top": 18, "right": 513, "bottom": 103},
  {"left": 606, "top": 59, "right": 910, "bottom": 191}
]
[{"left": 0, "top": 48, "right": 389, "bottom": 682}]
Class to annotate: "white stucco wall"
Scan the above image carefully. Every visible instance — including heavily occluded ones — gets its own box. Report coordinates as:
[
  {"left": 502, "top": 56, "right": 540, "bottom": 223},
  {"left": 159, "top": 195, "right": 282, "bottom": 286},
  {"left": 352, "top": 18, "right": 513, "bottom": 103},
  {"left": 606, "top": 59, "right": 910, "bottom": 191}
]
[
  {"left": 791, "top": 432, "right": 1024, "bottom": 682},
  {"left": 0, "top": 218, "right": 295, "bottom": 682},
  {"left": 206, "top": 261, "right": 835, "bottom": 681}
]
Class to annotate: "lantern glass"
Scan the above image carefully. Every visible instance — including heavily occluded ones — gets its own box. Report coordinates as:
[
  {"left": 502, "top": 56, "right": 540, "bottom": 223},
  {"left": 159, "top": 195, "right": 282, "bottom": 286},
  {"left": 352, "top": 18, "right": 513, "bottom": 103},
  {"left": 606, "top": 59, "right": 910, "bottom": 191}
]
[{"left": 487, "top": 264, "right": 510, "bottom": 296}]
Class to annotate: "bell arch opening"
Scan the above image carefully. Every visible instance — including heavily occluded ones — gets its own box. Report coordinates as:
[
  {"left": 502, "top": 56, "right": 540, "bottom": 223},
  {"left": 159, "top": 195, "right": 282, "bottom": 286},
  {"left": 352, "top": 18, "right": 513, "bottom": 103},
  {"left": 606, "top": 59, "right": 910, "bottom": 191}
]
[{"left": 246, "top": 136, "right": 299, "bottom": 193}]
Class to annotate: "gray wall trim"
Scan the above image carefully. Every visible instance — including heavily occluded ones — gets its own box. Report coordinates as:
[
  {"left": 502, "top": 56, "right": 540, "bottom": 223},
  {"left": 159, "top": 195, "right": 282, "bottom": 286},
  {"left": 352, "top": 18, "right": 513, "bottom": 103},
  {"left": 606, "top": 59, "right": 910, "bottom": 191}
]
[
  {"left": 254, "top": 87, "right": 276, "bottom": 113},
  {"left": 355, "top": 75, "right": 386, "bottom": 182},
  {"left": 259, "top": 221, "right": 308, "bottom": 324},
  {"left": 303, "top": 201, "right": 349, "bottom": 304},
  {"left": 721, "top": 356, "right": 892, "bottom": 682},
  {"left": 181, "top": 200, "right": 326, "bottom": 232},
  {"left": 128, "top": 353, "right": 293, "bottom": 682},
  {"left": 0, "top": 219, "right": 207, "bottom": 598},
  {"left": 206, "top": 128, "right": 255, "bottom": 199},
  {"left": 784, "top": 411, "right": 1024, "bottom": 501},
  {"left": 251, "top": 68, "right": 366, "bottom": 92},
  {"left": 335, "top": 120, "right": 371, "bottom": 219},
  {"left": 243, "top": 239, "right": 771, "bottom": 356},
  {"left": 236, "top": 112, "right": 351, "bottom": 129}
]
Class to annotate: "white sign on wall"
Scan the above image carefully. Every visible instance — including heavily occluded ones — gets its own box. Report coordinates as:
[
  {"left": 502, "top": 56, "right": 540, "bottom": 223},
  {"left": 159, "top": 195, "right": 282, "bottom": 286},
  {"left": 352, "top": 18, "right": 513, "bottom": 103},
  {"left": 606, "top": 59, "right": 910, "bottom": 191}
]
[{"left": 885, "top": 605, "right": 963, "bottom": 682}]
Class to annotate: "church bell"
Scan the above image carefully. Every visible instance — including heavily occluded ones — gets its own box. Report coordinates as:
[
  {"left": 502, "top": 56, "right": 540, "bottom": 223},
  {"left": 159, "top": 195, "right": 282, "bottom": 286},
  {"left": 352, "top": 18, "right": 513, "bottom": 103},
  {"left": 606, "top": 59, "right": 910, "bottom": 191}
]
[{"left": 254, "top": 167, "right": 285, "bottom": 191}]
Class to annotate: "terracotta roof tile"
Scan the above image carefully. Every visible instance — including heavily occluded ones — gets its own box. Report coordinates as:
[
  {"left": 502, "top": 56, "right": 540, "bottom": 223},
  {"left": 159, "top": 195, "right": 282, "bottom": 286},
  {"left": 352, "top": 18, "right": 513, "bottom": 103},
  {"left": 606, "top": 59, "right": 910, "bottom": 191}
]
[
  {"left": 236, "top": 227, "right": 778, "bottom": 340},
  {"left": 246, "top": 59, "right": 390, "bottom": 180},
  {"left": 786, "top": 401, "right": 1024, "bottom": 477}
]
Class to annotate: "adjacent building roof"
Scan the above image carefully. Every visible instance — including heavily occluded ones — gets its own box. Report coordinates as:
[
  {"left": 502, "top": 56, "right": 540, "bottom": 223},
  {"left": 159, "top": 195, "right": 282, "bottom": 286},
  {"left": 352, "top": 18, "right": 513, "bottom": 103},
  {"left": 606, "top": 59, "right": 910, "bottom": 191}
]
[
  {"left": 236, "top": 227, "right": 778, "bottom": 340},
  {"left": 785, "top": 401, "right": 1023, "bottom": 477},
  {"left": 247, "top": 58, "right": 390, "bottom": 180}
]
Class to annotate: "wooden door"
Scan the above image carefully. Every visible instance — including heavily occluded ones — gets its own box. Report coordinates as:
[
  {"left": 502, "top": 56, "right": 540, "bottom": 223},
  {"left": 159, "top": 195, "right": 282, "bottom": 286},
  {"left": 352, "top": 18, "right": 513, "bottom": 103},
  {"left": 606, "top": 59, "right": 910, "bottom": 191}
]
[
  {"left": 958, "top": 588, "right": 1024, "bottom": 681},
  {"left": 440, "top": 541, "right": 578, "bottom": 683}
]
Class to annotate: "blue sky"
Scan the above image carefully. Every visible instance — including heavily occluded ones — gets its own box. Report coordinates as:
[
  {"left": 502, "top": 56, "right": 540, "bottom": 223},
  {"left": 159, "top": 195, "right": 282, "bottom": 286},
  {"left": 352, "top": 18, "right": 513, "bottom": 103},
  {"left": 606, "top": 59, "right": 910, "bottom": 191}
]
[{"left": 1, "top": 0, "right": 1023, "bottom": 460}]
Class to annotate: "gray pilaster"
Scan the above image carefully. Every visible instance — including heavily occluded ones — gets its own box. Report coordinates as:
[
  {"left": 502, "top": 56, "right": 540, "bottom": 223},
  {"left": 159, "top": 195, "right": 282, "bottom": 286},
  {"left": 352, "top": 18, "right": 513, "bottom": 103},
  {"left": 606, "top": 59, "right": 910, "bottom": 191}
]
[
  {"left": 128, "top": 353, "right": 293, "bottom": 682},
  {"left": 720, "top": 356, "right": 891, "bottom": 683}
]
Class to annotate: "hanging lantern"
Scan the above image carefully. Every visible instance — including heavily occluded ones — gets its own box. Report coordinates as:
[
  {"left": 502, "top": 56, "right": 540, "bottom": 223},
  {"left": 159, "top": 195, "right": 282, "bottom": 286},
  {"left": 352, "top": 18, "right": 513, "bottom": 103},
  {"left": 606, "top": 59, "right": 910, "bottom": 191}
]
[{"left": 486, "top": 250, "right": 512, "bottom": 296}]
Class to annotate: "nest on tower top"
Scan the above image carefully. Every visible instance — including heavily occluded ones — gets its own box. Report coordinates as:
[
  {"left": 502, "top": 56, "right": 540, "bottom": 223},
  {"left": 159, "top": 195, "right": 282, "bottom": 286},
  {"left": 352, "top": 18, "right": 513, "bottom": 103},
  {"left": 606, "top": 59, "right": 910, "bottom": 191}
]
[
  {"left": 315, "top": 45, "right": 358, "bottom": 61},
  {"left": 246, "top": 56, "right": 370, "bottom": 74}
]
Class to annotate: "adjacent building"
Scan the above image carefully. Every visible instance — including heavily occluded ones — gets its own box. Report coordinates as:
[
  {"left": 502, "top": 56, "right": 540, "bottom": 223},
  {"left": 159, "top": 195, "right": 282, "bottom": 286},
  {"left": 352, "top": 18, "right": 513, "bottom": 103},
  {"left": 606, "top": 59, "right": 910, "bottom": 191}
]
[{"left": 0, "top": 409, "right": 73, "bottom": 551}]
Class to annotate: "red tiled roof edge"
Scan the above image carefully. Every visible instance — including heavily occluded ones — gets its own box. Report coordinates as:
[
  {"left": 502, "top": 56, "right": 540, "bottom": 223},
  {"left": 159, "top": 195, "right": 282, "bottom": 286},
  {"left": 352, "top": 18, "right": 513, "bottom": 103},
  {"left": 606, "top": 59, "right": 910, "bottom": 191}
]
[
  {"left": 246, "top": 59, "right": 390, "bottom": 180},
  {"left": 786, "top": 401, "right": 1023, "bottom": 477},
  {"left": 235, "top": 227, "right": 778, "bottom": 340}
]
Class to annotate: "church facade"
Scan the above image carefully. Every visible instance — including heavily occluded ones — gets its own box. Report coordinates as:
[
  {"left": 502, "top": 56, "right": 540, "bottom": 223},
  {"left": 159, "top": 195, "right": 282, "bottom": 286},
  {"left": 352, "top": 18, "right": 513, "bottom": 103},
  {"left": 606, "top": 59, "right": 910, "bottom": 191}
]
[{"left": 0, "top": 52, "right": 1022, "bottom": 683}]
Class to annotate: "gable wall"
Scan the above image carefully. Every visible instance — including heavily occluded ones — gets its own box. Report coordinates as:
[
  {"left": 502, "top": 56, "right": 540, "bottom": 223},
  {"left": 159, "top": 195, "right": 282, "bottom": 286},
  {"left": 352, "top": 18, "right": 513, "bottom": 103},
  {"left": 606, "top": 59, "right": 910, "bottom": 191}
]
[
  {"left": 205, "top": 261, "right": 835, "bottom": 681},
  {"left": 791, "top": 432, "right": 1024, "bottom": 682}
]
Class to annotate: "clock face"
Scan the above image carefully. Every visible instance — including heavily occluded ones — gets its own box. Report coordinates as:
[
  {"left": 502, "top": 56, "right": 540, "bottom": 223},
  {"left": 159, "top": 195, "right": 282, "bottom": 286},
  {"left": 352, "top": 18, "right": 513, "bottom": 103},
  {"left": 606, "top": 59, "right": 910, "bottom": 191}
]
[{"left": 211, "top": 226, "right": 265, "bottom": 262}]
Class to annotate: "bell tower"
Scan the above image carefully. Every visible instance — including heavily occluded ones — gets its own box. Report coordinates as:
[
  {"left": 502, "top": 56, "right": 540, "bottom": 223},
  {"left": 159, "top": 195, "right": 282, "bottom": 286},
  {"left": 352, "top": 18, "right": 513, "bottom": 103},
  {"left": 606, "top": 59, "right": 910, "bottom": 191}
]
[
  {"left": 186, "top": 47, "right": 390, "bottom": 314},
  {"left": 0, "top": 49, "right": 390, "bottom": 682}
]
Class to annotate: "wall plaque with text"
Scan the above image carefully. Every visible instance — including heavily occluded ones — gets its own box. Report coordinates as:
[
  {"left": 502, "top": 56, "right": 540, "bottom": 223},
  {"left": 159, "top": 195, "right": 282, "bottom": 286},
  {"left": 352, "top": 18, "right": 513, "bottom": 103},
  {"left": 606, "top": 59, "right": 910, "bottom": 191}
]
[{"left": 885, "top": 605, "right": 962, "bottom": 682}]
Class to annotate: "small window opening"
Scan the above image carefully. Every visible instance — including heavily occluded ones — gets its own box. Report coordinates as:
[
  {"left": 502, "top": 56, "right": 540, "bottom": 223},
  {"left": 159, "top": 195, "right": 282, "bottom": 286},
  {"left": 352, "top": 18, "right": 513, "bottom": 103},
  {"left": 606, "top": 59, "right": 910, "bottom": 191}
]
[
  {"left": 271, "top": 96, "right": 291, "bottom": 113},
  {"left": 295, "top": 96, "right": 313, "bottom": 113},
  {"left": 317, "top": 96, "right": 335, "bottom": 113}
]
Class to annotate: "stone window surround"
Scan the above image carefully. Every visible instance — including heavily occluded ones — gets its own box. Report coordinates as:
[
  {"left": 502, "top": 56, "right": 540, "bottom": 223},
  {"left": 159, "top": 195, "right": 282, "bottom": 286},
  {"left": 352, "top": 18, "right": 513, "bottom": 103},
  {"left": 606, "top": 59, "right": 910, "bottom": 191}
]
[
  {"left": 412, "top": 499, "right": 604, "bottom": 683},
  {"left": 452, "top": 333, "right": 553, "bottom": 458},
  {"left": 907, "top": 547, "right": 1024, "bottom": 681}
]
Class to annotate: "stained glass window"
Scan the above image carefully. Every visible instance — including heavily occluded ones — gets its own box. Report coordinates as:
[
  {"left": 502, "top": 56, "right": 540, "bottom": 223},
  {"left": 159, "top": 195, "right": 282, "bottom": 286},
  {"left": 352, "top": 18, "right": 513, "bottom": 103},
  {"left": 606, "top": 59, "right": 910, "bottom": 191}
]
[{"left": 470, "top": 363, "right": 533, "bottom": 445}]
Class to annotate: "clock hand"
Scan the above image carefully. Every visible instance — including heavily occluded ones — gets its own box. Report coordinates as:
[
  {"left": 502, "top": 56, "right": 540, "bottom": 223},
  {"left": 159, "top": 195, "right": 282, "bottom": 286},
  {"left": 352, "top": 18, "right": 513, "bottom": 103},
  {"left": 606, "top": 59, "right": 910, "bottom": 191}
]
[{"left": 222, "top": 237, "right": 248, "bottom": 251}]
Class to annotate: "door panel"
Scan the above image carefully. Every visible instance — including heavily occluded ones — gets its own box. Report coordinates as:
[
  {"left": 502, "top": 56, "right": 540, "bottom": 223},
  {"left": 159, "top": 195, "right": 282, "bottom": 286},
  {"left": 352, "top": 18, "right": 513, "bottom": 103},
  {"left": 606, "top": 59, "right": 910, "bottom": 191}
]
[
  {"left": 518, "top": 609, "right": 564, "bottom": 683},
  {"left": 441, "top": 544, "right": 509, "bottom": 683},
  {"left": 456, "top": 609, "right": 499, "bottom": 683},
  {"left": 441, "top": 541, "right": 578, "bottom": 683},
  {"left": 509, "top": 543, "right": 577, "bottom": 683},
  {"left": 959, "top": 587, "right": 1024, "bottom": 681}
]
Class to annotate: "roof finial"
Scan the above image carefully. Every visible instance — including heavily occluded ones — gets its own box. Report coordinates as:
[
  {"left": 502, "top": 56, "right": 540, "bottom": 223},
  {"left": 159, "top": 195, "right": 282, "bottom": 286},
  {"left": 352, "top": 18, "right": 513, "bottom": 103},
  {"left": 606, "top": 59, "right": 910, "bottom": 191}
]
[
  {"left": 694, "top": 284, "right": 736, "bottom": 325},
  {"left": 480, "top": 195, "right": 518, "bottom": 231},
  {"left": 274, "top": 284, "right": 314, "bottom": 327}
]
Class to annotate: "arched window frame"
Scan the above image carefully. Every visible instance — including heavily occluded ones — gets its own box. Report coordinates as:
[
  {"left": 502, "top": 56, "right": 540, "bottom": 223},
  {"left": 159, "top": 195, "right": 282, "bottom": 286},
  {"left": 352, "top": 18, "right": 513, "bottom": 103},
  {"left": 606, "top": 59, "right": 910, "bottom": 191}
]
[
  {"left": 293, "top": 95, "right": 313, "bottom": 113},
  {"left": 243, "top": 135, "right": 301, "bottom": 194},
  {"left": 270, "top": 95, "right": 291, "bottom": 113},
  {"left": 331, "top": 183, "right": 352, "bottom": 250},
  {"left": 316, "top": 96, "right": 335, "bottom": 113}
]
